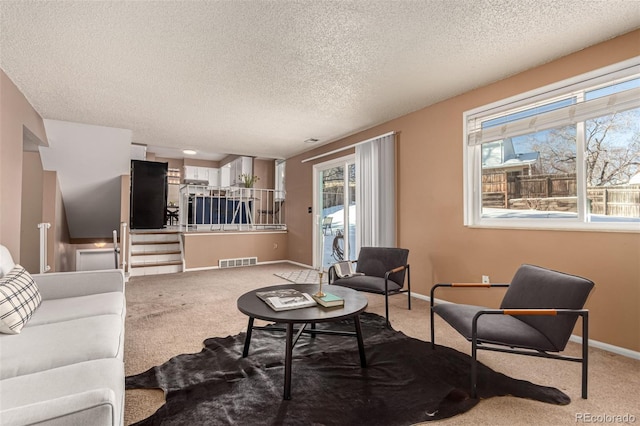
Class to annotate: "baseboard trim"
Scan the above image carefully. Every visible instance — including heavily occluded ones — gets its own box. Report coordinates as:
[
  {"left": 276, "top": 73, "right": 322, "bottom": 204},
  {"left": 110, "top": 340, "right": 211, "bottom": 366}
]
[
  {"left": 414, "top": 291, "right": 640, "bottom": 360},
  {"left": 283, "top": 260, "right": 313, "bottom": 269},
  {"left": 569, "top": 335, "right": 640, "bottom": 360},
  {"left": 183, "top": 259, "right": 298, "bottom": 272}
]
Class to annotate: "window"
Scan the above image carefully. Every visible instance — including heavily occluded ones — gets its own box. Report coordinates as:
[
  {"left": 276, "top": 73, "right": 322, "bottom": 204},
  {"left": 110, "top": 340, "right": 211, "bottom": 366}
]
[{"left": 464, "top": 59, "right": 640, "bottom": 232}]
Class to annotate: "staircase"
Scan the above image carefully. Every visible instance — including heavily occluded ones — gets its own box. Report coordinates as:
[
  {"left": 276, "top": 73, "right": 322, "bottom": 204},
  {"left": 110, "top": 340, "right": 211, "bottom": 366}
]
[{"left": 129, "top": 231, "right": 183, "bottom": 276}]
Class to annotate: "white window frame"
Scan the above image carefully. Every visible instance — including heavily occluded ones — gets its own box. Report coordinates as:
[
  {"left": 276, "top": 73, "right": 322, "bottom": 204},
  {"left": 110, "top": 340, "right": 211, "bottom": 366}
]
[{"left": 464, "top": 57, "right": 640, "bottom": 233}]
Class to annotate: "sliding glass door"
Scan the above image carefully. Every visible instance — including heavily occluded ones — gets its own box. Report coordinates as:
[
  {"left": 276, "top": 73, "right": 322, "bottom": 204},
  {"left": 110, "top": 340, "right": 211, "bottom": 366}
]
[{"left": 313, "top": 156, "right": 356, "bottom": 270}]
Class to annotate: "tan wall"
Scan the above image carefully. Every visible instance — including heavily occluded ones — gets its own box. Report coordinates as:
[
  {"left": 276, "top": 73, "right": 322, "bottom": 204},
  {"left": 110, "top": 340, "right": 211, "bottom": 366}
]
[
  {"left": 20, "top": 151, "right": 44, "bottom": 273},
  {"left": 0, "top": 69, "right": 48, "bottom": 260},
  {"left": 183, "top": 158, "right": 220, "bottom": 168},
  {"left": 285, "top": 30, "right": 640, "bottom": 352},
  {"left": 42, "top": 170, "right": 72, "bottom": 272},
  {"left": 154, "top": 157, "right": 183, "bottom": 169},
  {"left": 183, "top": 231, "right": 288, "bottom": 269},
  {"left": 120, "top": 174, "right": 130, "bottom": 226},
  {"left": 253, "top": 159, "right": 275, "bottom": 189}
]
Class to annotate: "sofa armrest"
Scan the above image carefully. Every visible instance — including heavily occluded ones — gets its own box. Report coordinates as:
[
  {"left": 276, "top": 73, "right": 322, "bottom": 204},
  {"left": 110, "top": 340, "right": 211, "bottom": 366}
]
[
  {"left": 0, "top": 388, "right": 121, "bottom": 426},
  {"left": 32, "top": 269, "right": 125, "bottom": 300}
]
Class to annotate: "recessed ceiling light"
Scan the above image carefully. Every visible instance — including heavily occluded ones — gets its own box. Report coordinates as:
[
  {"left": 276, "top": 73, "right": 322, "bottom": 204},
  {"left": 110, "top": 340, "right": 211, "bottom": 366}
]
[
  {"left": 183, "top": 149, "right": 197, "bottom": 155},
  {"left": 304, "top": 138, "right": 319, "bottom": 144}
]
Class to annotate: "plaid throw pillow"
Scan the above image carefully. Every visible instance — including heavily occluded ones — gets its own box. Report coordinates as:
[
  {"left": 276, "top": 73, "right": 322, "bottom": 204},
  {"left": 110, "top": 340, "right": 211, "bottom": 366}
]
[{"left": 0, "top": 265, "right": 42, "bottom": 334}]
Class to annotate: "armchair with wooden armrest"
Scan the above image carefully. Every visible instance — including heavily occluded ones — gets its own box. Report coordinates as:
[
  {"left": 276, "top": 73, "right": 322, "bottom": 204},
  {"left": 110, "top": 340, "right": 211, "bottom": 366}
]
[{"left": 430, "top": 264, "right": 594, "bottom": 399}]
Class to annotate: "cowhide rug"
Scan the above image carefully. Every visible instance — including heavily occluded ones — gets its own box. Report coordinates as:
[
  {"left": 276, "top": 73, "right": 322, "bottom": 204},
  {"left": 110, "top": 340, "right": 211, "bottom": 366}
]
[{"left": 126, "top": 312, "right": 569, "bottom": 425}]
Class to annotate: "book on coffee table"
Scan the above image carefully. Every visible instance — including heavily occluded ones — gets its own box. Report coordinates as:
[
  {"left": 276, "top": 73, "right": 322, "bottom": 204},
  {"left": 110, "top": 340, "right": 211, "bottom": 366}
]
[
  {"left": 311, "top": 292, "right": 344, "bottom": 308},
  {"left": 256, "top": 288, "right": 317, "bottom": 311}
]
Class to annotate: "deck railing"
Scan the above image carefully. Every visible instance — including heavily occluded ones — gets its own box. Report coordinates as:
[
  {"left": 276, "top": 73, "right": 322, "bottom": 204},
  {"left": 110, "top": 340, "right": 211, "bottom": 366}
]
[{"left": 178, "top": 185, "right": 286, "bottom": 231}]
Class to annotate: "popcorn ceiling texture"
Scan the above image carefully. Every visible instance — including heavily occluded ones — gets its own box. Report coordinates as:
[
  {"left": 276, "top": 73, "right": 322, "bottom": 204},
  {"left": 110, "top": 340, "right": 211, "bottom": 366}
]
[{"left": 0, "top": 1, "right": 638, "bottom": 159}]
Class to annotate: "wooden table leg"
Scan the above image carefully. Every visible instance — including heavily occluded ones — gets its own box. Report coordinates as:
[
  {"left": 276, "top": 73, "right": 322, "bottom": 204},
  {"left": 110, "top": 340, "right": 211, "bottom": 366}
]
[
  {"left": 284, "top": 323, "right": 294, "bottom": 400},
  {"left": 354, "top": 315, "right": 367, "bottom": 368},
  {"left": 242, "top": 317, "right": 254, "bottom": 358}
]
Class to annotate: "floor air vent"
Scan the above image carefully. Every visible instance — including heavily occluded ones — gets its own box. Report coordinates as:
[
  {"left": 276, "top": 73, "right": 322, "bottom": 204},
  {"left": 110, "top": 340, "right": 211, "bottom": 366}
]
[{"left": 219, "top": 257, "right": 258, "bottom": 268}]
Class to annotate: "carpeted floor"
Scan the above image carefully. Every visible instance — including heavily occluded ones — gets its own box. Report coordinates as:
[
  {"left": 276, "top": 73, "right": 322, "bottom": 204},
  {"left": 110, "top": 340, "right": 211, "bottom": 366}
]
[
  {"left": 274, "top": 269, "right": 329, "bottom": 284},
  {"left": 126, "top": 312, "right": 569, "bottom": 425},
  {"left": 124, "top": 263, "right": 640, "bottom": 425}
]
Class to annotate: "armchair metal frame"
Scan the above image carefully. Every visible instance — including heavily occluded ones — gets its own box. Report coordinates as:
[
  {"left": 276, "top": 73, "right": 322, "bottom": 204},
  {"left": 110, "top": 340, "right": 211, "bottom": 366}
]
[{"left": 430, "top": 282, "right": 589, "bottom": 399}]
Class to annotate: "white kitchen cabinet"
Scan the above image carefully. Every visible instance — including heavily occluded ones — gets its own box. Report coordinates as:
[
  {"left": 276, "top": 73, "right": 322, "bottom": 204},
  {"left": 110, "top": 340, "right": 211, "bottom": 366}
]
[
  {"left": 184, "top": 166, "right": 220, "bottom": 186},
  {"left": 229, "top": 157, "right": 253, "bottom": 186},
  {"left": 208, "top": 168, "right": 220, "bottom": 186},
  {"left": 220, "top": 164, "right": 231, "bottom": 187}
]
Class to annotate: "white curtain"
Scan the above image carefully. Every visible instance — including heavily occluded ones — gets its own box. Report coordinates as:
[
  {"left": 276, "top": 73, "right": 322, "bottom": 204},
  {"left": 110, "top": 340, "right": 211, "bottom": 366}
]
[{"left": 356, "top": 133, "right": 396, "bottom": 249}]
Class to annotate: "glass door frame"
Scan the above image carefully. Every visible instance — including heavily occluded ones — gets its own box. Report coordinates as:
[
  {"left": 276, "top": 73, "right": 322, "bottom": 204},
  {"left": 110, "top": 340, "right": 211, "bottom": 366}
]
[{"left": 312, "top": 154, "right": 356, "bottom": 270}]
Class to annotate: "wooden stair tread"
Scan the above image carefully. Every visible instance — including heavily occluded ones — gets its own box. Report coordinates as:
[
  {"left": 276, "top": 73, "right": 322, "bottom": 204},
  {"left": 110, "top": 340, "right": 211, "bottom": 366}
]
[
  {"left": 130, "top": 230, "right": 180, "bottom": 235},
  {"left": 130, "top": 260, "right": 183, "bottom": 268},
  {"left": 131, "top": 240, "right": 179, "bottom": 245},
  {"left": 131, "top": 250, "right": 182, "bottom": 256}
]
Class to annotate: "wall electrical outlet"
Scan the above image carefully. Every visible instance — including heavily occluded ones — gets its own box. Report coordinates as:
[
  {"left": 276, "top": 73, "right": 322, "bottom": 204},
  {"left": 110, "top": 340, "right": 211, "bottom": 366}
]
[{"left": 482, "top": 275, "right": 490, "bottom": 284}]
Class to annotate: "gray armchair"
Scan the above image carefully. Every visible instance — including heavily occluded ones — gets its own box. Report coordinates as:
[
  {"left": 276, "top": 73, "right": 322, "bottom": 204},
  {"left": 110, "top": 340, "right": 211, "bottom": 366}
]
[
  {"left": 329, "top": 247, "right": 410, "bottom": 326},
  {"left": 430, "top": 264, "right": 594, "bottom": 399}
]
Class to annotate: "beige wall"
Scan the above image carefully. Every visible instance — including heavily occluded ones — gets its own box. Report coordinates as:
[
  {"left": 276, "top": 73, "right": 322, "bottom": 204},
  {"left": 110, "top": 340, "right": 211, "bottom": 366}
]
[
  {"left": 0, "top": 70, "right": 48, "bottom": 260},
  {"left": 20, "top": 151, "right": 44, "bottom": 273},
  {"left": 253, "top": 159, "right": 275, "bottom": 189},
  {"left": 183, "top": 231, "right": 288, "bottom": 269},
  {"left": 42, "top": 170, "right": 72, "bottom": 272},
  {"left": 183, "top": 158, "right": 220, "bottom": 168},
  {"left": 120, "top": 174, "right": 130, "bottom": 226},
  {"left": 285, "top": 30, "right": 640, "bottom": 352}
]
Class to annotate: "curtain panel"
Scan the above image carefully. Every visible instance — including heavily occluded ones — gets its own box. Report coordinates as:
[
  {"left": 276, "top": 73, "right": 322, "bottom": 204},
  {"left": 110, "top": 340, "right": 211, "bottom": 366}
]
[{"left": 355, "top": 133, "right": 396, "bottom": 249}]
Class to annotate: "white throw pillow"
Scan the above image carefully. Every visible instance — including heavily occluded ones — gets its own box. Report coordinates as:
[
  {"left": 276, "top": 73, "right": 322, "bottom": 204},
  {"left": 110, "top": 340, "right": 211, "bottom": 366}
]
[
  {"left": 0, "top": 245, "right": 16, "bottom": 278},
  {"left": 0, "top": 265, "right": 42, "bottom": 334}
]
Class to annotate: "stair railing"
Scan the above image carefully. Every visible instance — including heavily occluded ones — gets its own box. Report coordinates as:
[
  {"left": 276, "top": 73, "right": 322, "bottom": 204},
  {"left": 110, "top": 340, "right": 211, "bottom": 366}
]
[
  {"left": 37, "top": 222, "right": 51, "bottom": 273},
  {"left": 120, "top": 222, "right": 128, "bottom": 271}
]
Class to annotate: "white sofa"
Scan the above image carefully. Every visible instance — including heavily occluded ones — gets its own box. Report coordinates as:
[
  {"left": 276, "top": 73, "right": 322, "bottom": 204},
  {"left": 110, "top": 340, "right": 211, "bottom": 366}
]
[{"left": 0, "top": 245, "right": 125, "bottom": 426}]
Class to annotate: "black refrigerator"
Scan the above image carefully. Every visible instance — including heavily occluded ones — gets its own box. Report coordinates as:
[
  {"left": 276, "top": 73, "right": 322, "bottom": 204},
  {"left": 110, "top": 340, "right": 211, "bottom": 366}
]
[{"left": 130, "top": 160, "right": 168, "bottom": 229}]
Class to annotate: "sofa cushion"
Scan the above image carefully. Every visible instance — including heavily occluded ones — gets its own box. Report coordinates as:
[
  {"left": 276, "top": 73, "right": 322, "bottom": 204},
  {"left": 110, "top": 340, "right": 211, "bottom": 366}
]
[
  {"left": 0, "top": 245, "right": 16, "bottom": 278},
  {"left": 0, "top": 358, "right": 124, "bottom": 426},
  {"left": 0, "top": 314, "right": 124, "bottom": 379},
  {"left": 0, "top": 265, "right": 42, "bottom": 334},
  {"left": 27, "top": 292, "right": 125, "bottom": 327}
]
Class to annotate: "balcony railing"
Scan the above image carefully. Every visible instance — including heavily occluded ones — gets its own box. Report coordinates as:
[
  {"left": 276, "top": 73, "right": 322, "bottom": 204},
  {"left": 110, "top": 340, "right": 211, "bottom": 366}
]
[{"left": 178, "top": 185, "right": 285, "bottom": 231}]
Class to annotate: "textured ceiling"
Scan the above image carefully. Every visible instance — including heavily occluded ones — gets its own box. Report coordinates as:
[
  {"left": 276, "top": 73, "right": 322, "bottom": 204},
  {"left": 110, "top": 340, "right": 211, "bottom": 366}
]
[{"left": 1, "top": 1, "right": 639, "bottom": 160}]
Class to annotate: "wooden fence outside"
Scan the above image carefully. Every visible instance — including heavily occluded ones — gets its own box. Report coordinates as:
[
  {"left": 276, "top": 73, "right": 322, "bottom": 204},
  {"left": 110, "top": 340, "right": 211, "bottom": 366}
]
[
  {"left": 482, "top": 171, "right": 640, "bottom": 217},
  {"left": 322, "top": 181, "right": 356, "bottom": 209},
  {"left": 587, "top": 186, "right": 640, "bottom": 217}
]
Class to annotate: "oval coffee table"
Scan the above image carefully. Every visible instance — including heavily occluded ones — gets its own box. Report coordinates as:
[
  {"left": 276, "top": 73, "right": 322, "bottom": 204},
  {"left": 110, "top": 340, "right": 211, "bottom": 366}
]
[{"left": 237, "top": 283, "right": 368, "bottom": 400}]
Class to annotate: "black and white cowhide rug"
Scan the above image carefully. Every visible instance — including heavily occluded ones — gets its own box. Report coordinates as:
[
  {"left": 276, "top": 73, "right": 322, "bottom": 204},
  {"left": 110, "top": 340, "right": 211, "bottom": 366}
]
[{"left": 126, "top": 312, "right": 569, "bottom": 425}]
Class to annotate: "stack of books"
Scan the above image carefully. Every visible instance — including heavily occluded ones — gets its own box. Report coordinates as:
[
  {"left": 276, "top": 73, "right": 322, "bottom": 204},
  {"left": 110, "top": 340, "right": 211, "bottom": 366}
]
[{"left": 311, "top": 292, "right": 344, "bottom": 308}]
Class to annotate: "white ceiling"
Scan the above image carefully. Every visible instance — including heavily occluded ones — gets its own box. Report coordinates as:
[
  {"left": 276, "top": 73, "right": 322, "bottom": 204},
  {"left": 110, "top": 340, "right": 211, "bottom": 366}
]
[{"left": 1, "top": 1, "right": 639, "bottom": 161}]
